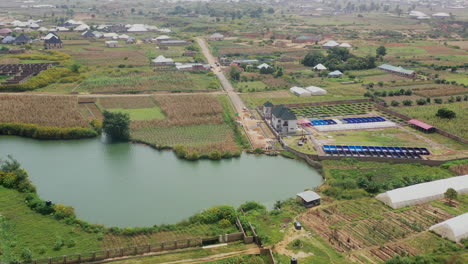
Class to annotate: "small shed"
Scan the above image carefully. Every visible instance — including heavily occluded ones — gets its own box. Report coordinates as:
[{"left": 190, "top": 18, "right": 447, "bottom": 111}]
[
  {"left": 328, "top": 70, "right": 343, "bottom": 78},
  {"left": 408, "top": 119, "right": 435, "bottom": 133},
  {"left": 209, "top": 33, "right": 224, "bottom": 41},
  {"left": 105, "top": 41, "right": 119, "bottom": 48},
  {"left": 296, "top": 191, "right": 321, "bottom": 208}
]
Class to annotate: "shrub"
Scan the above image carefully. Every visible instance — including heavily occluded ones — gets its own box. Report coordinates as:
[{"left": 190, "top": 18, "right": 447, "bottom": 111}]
[
  {"left": 239, "top": 201, "right": 266, "bottom": 213},
  {"left": 0, "top": 123, "right": 97, "bottom": 140},
  {"left": 436, "top": 108, "right": 456, "bottom": 119},
  {"left": 434, "top": 98, "right": 443, "bottom": 104},
  {"left": 53, "top": 237, "right": 64, "bottom": 251},
  {"left": 208, "top": 150, "right": 222, "bottom": 160},
  {"left": 67, "top": 239, "right": 76, "bottom": 248},
  {"left": 218, "top": 219, "right": 232, "bottom": 228},
  {"left": 402, "top": 100, "right": 413, "bottom": 106},
  {"left": 391, "top": 100, "right": 400, "bottom": 107},
  {"left": 21, "top": 248, "right": 33, "bottom": 262},
  {"left": 54, "top": 204, "right": 76, "bottom": 220},
  {"left": 416, "top": 99, "right": 427, "bottom": 105}
]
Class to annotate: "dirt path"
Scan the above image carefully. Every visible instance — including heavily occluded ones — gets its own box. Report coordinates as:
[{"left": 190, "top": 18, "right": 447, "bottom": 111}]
[
  {"left": 159, "top": 248, "right": 259, "bottom": 264},
  {"left": 274, "top": 227, "right": 314, "bottom": 259},
  {"left": 196, "top": 37, "right": 274, "bottom": 149}
]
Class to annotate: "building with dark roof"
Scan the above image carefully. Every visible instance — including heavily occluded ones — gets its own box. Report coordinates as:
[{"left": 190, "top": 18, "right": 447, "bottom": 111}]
[
  {"left": 14, "top": 34, "right": 32, "bottom": 45},
  {"left": 292, "top": 35, "right": 322, "bottom": 43},
  {"left": 263, "top": 101, "right": 274, "bottom": 119},
  {"left": 81, "top": 30, "right": 95, "bottom": 38},
  {"left": 44, "top": 34, "right": 62, "bottom": 49},
  {"left": 271, "top": 105, "right": 297, "bottom": 134}
]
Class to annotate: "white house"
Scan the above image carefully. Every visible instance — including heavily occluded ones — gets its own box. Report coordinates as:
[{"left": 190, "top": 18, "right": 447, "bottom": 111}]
[
  {"left": 271, "top": 105, "right": 297, "bottom": 134},
  {"left": 257, "top": 63, "right": 270, "bottom": 70},
  {"left": 105, "top": 41, "right": 119, "bottom": 48},
  {"left": 209, "top": 33, "right": 224, "bottom": 41},
  {"left": 432, "top": 12, "right": 450, "bottom": 18},
  {"left": 339, "top": 42, "right": 352, "bottom": 48},
  {"left": 305, "top": 86, "right": 327, "bottom": 95},
  {"left": 322, "top": 40, "right": 339, "bottom": 49},
  {"left": 328, "top": 70, "right": 343, "bottom": 78},
  {"left": 152, "top": 55, "right": 174, "bottom": 66},
  {"left": 74, "top": 24, "right": 90, "bottom": 31},
  {"left": 290, "top": 86, "right": 312, "bottom": 97},
  {"left": 313, "top": 63, "right": 327, "bottom": 71}
]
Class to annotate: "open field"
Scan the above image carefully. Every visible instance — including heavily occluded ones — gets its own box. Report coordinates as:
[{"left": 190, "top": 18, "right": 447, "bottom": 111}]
[
  {"left": 108, "top": 108, "right": 165, "bottom": 121},
  {"left": 0, "top": 95, "right": 89, "bottom": 128},
  {"left": 290, "top": 102, "right": 374, "bottom": 119},
  {"left": 391, "top": 102, "right": 468, "bottom": 139}
]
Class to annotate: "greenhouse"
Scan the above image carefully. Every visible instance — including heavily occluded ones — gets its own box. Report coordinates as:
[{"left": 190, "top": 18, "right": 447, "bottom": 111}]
[
  {"left": 376, "top": 175, "right": 468, "bottom": 209},
  {"left": 429, "top": 213, "right": 468, "bottom": 242},
  {"left": 305, "top": 86, "right": 327, "bottom": 95},
  {"left": 290, "top": 86, "right": 311, "bottom": 97}
]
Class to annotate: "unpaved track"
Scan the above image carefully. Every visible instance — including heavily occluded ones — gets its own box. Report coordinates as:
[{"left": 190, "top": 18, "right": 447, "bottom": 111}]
[{"left": 159, "top": 248, "right": 259, "bottom": 264}]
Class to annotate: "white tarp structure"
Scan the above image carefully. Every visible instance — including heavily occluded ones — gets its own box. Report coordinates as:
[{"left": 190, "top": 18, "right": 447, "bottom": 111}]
[
  {"left": 376, "top": 175, "right": 468, "bottom": 209},
  {"left": 313, "top": 63, "right": 327, "bottom": 71},
  {"left": 305, "top": 86, "right": 327, "bottom": 95},
  {"left": 429, "top": 213, "right": 468, "bottom": 242},
  {"left": 314, "top": 121, "right": 396, "bottom": 132},
  {"left": 290, "top": 86, "right": 311, "bottom": 97}
]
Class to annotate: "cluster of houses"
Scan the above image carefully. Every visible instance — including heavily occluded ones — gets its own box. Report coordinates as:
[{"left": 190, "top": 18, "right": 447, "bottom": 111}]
[
  {"left": 1, "top": 31, "right": 63, "bottom": 49},
  {"left": 322, "top": 40, "right": 352, "bottom": 49},
  {"left": 409, "top": 11, "right": 451, "bottom": 20}
]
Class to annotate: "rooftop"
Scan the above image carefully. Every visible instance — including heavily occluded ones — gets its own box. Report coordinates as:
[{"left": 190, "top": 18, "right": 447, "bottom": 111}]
[{"left": 297, "top": 191, "right": 321, "bottom": 202}]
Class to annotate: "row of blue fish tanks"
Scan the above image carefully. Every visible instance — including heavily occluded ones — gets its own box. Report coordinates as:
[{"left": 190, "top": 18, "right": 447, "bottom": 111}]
[{"left": 323, "top": 145, "right": 430, "bottom": 159}]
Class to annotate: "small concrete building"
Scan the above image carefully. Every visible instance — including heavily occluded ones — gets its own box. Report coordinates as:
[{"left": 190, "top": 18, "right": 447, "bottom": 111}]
[
  {"left": 296, "top": 191, "right": 321, "bottom": 208},
  {"left": 44, "top": 34, "right": 63, "bottom": 49},
  {"left": 271, "top": 105, "right": 297, "bottom": 134},
  {"left": 105, "top": 41, "right": 119, "bottom": 48}
]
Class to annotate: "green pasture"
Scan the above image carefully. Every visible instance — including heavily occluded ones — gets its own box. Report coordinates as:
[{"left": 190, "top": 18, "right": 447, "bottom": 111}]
[{"left": 108, "top": 107, "right": 165, "bottom": 121}]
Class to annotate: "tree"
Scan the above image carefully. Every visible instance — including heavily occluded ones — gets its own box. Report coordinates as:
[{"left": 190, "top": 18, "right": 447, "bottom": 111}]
[
  {"left": 302, "top": 51, "right": 325, "bottom": 67},
  {"left": 436, "top": 108, "right": 456, "bottom": 119},
  {"left": 444, "top": 188, "right": 458, "bottom": 206},
  {"left": 376, "top": 46, "right": 387, "bottom": 57},
  {"left": 229, "top": 66, "right": 241, "bottom": 81},
  {"left": 102, "top": 111, "right": 130, "bottom": 141}
]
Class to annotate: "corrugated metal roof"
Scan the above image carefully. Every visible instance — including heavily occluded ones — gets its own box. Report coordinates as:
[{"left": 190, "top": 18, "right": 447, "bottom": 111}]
[
  {"left": 297, "top": 191, "right": 321, "bottom": 202},
  {"left": 408, "top": 119, "right": 433, "bottom": 130},
  {"left": 377, "top": 64, "right": 414, "bottom": 75}
]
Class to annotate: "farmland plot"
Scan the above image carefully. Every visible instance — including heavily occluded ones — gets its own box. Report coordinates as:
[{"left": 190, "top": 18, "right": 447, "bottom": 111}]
[
  {"left": 0, "top": 95, "right": 89, "bottom": 128},
  {"left": 79, "top": 72, "right": 217, "bottom": 93},
  {"left": 391, "top": 102, "right": 467, "bottom": 139},
  {"left": 299, "top": 198, "right": 455, "bottom": 263},
  {"left": 290, "top": 103, "right": 374, "bottom": 119}
]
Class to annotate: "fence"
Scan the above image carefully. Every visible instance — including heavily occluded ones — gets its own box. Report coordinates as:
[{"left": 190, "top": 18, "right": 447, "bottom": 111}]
[
  {"left": 375, "top": 104, "right": 468, "bottom": 144},
  {"left": 260, "top": 248, "right": 276, "bottom": 264},
  {"left": 24, "top": 238, "right": 202, "bottom": 264}
]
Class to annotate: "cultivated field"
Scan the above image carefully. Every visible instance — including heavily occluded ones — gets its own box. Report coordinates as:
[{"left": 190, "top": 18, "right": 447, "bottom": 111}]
[
  {"left": 299, "top": 197, "right": 459, "bottom": 263},
  {"left": 0, "top": 95, "right": 89, "bottom": 128},
  {"left": 392, "top": 102, "right": 467, "bottom": 139}
]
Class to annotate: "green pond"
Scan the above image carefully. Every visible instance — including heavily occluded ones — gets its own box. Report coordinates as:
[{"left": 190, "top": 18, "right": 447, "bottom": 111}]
[{"left": 0, "top": 136, "right": 322, "bottom": 227}]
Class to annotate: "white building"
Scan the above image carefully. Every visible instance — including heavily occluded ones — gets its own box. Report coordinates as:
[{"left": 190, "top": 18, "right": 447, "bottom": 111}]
[
  {"left": 429, "top": 213, "right": 468, "bottom": 242},
  {"left": 209, "top": 33, "right": 224, "bottom": 41},
  {"left": 328, "top": 70, "right": 343, "bottom": 78},
  {"left": 376, "top": 174, "right": 468, "bottom": 209},
  {"left": 305, "top": 86, "right": 327, "bottom": 95},
  {"left": 105, "top": 41, "right": 119, "bottom": 48},
  {"left": 271, "top": 105, "right": 297, "bottom": 134},
  {"left": 257, "top": 63, "right": 270, "bottom": 69},
  {"left": 290, "top": 86, "right": 312, "bottom": 97},
  {"left": 313, "top": 63, "right": 327, "bottom": 71},
  {"left": 152, "top": 55, "right": 174, "bottom": 66},
  {"left": 322, "top": 40, "right": 339, "bottom": 49},
  {"left": 339, "top": 42, "right": 352, "bottom": 48},
  {"left": 432, "top": 12, "right": 450, "bottom": 18}
]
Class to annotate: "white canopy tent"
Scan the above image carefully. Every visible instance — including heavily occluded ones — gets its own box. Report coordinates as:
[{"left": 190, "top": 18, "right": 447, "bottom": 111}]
[
  {"left": 429, "top": 213, "right": 468, "bottom": 242},
  {"left": 376, "top": 175, "right": 468, "bottom": 209}
]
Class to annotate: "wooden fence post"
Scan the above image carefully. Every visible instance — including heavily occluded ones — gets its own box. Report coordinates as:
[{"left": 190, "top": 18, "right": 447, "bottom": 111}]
[
  {"left": 48, "top": 257, "right": 52, "bottom": 264},
  {"left": 106, "top": 250, "right": 110, "bottom": 259},
  {"left": 62, "top": 255, "right": 67, "bottom": 264},
  {"left": 77, "top": 254, "right": 81, "bottom": 263},
  {"left": 161, "top": 242, "right": 165, "bottom": 250},
  {"left": 147, "top": 244, "right": 151, "bottom": 253},
  {"left": 174, "top": 240, "right": 178, "bottom": 249},
  {"left": 134, "top": 247, "right": 137, "bottom": 255},
  {"left": 120, "top": 248, "right": 124, "bottom": 257},
  {"left": 92, "top": 252, "right": 96, "bottom": 261}
]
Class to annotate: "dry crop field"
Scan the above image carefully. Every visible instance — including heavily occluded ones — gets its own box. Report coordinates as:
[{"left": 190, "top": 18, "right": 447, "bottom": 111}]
[
  {"left": 412, "top": 84, "right": 467, "bottom": 97},
  {"left": 95, "top": 95, "right": 239, "bottom": 155},
  {"left": 78, "top": 71, "right": 216, "bottom": 93},
  {"left": 299, "top": 198, "right": 455, "bottom": 263},
  {"left": 68, "top": 48, "right": 149, "bottom": 67},
  {"left": 0, "top": 95, "right": 89, "bottom": 128}
]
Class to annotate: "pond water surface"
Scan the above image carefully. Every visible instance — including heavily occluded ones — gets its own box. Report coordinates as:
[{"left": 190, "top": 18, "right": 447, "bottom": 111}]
[{"left": 0, "top": 136, "right": 322, "bottom": 227}]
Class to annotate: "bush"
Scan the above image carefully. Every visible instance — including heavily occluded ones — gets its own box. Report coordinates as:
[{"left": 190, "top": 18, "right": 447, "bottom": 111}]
[
  {"left": 67, "top": 239, "right": 76, "bottom": 248},
  {"left": 402, "top": 100, "right": 413, "bottom": 106},
  {"left": 416, "top": 99, "right": 427, "bottom": 105},
  {"left": 436, "top": 108, "right": 456, "bottom": 119},
  {"left": 54, "top": 204, "right": 76, "bottom": 220},
  {"left": 391, "top": 100, "right": 400, "bottom": 107},
  {"left": 53, "top": 237, "right": 64, "bottom": 251},
  {"left": 208, "top": 150, "right": 222, "bottom": 160},
  {"left": 21, "top": 248, "right": 33, "bottom": 262},
  {"left": 434, "top": 98, "right": 443, "bottom": 104},
  {"left": 0, "top": 123, "right": 97, "bottom": 140},
  {"left": 238, "top": 201, "right": 266, "bottom": 213}
]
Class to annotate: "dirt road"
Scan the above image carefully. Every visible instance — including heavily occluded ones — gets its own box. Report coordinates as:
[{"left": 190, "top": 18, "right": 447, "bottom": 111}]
[{"left": 196, "top": 37, "right": 275, "bottom": 149}]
